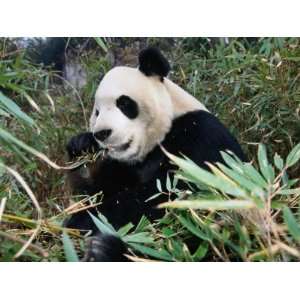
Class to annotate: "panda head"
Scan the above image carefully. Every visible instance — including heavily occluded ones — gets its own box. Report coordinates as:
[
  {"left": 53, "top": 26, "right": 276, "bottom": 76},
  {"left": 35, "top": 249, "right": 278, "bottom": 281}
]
[{"left": 90, "top": 47, "right": 206, "bottom": 163}]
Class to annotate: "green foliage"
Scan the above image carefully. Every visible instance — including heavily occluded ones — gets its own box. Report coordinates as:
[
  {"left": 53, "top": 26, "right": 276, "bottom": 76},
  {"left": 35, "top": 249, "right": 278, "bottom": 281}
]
[
  {"left": 283, "top": 207, "right": 300, "bottom": 242},
  {"left": 94, "top": 37, "right": 109, "bottom": 53},
  {"left": 88, "top": 211, "right": 118, "bottom": 236},
  {"left": 62, "top": 230, "right": 79, "bottom": 262},
  {"left": 123, "top": 144, "right": 300, "bottom": 261}
]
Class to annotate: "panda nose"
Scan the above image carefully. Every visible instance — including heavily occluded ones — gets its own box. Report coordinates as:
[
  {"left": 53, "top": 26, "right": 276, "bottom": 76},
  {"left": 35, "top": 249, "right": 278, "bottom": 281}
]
[{"left": 94, "top": 129, "right": 112, "bottom": 142}]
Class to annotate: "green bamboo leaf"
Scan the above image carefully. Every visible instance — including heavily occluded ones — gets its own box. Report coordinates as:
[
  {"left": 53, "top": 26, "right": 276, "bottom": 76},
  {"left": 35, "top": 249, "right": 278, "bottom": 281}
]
[
  {"left": 166, "top": 173, "right": 171, "bottom": 191},
  {"left": 0, "top": 127, "right": 61, "bottom": 169},
  {"left": 177, "top": 215, "right": 211, "bottom": 241},
  {"left": 3, "top": 82, "right": 41, "bottom": 112},
  {"left": 274, "top": 152, "right": 284, "bottom": 170},
  {"left": 192, "top": 242, "right": 209, "bottom": 261},
  {"left": 88, "top": 212, "right": 118, "bottom": 236},
  {"left": 128, "top": 243, "right": 173, "bottom": 261},
  {"left": 94, "top": 37, "right": 108, "bottom": 52},
  {"left": 117, "top": 222, "right": 134, "bottom": 236},
  {"left": 220, "top": 151, "right": 244, "bottom": 174},
  {"left": 156, "top": 179, "right": 162, "bottom": 192},
  {"left": 163, "top": 149, "right": 248, "bottom": 198},
  {"left": 242, "top": 163, "right": 268, "bottom": 188},
  {"left": 286, "top": 179, "right": 299, "bottom": 188},
  {"left": 134, "top": 215, "right": 149, "bottom": 233},
  {"left": 162, "top": 227, "right": 175, "bottom": 237},
  {"left": 216, "top": 162, "right": 260, "bottom": 192},
  {"left": 257, "top": 144, "right": 274, "bottom": 182},
  {"left": 0, "top": 91, "right": 35, "bottom": 126},
  {"left": 123, "top": 232, "right": 154, "bottom": 244},
  {"left": 283, "top": 206, "right": 300, "bottom": 242},
  {"left": 62, "top": 230, "right": 79, "bottom": 262},
  {"left": 286, "top": 143, "right": 300, "bottom": 168},
  {"left": 145, "top": 193, "right": 161, "bottom": 202}
]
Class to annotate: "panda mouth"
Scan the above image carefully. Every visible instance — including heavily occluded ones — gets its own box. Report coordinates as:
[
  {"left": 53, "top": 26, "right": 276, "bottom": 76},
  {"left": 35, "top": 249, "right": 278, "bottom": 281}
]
[
  {"left": 107, "top": 139, "right": 132, "bottom": 152},
  {"left": 117, "top": 140, "right": 132, "bottom": 151}
]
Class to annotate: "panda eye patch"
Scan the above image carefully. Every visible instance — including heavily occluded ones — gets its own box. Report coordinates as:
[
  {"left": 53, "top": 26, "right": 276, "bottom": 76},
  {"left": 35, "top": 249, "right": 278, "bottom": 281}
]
[
  {"left": 116, "top": 95, "right": 139, "bottom": 119},
  {"left": 95, "top": 109, "right": 99, "bottom": 117}
]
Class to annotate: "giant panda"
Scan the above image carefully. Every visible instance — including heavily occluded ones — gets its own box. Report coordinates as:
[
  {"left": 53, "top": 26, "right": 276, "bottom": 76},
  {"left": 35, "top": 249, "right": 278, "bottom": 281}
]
[{"left": 65, "top": 47, "right": 246, "bottom": 261}]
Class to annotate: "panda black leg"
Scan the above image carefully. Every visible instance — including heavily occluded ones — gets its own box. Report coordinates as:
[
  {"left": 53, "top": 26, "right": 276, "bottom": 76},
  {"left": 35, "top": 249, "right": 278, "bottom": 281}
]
[
  {"left": 63, "top": 209, "right": 99, "bottom": 233},
  {"left": 82, "top": 233, "right": 129, "bottom": 262},
  {"left": 66, "top": 132, "right": 100, "bottom": 159}
]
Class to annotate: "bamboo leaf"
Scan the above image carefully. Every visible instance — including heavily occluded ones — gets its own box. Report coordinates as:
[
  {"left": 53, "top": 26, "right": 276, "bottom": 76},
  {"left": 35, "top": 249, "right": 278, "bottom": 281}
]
[
  {"left": 274, "top": 153, "right": 284, "bottom": 170},
  {"left": 163, "top": 149, "right": 248, "bottom": 198},
  {"left": 62, "top": 230, "right": 79, "bottom": 262},
  {"left": 286, "top": 143, "right": 300, "bottom": 168},
  {"left": 0, "top": 91, "right": 35, "bottom": 126},
  {"left": 166, "top": 173, "right": 171, "bottom": 191},
  {"left": 134, "top": 215, "right": 149, "bottom": 233},
  {"left": 0, "top": 127, "right": 61, "bottom": 169},
  {"left": 192, "top": 242, "right": 209, "bottom": 260},
  {"left": 283, "top": 206, "right": 300, "bottom": 242},
  {"left": 156, "top": 179, "right": 162, "bottom": 192},
  {"left": 216, "top": 162, "right": 261, "bottom": 193},
  {"left": 117, "top": 222, "right": 134, "bottom": 237},
  {"left": 94, "top": 37, "right": 108, "bottom": 52},
  {"left": 257, "top": 144, "right": 274, "bottom": 182},
  {"left": 177, "top": 215, "right": 211, "bottom": 241},
  {"left": 220, "top": 151, "right": 244, "bottom": 174},
  {"left": 242, "top": 163, "right": 268, "bottom": 188},
  {"left": 128, "top": 243, "right": 173, "bottom": 261},
  {"left": 88, "top": 212, "right": 118, "bottom": 236},
  {"left": 123, "top": 232, "right": 154, "bottom": 244}
]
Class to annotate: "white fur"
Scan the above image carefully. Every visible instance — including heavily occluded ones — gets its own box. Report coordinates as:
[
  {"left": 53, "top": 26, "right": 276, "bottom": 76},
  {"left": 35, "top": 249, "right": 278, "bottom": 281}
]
[{"left": 90, "top": 66, "right": 207, "bottom": 162}]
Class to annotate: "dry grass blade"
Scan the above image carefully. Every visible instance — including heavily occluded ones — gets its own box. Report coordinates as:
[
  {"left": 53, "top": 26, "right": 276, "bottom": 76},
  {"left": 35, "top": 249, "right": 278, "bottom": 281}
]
[
  {"left": 248, "top": 241, "right": 300, "bottom": 261},
  {"left": 43, "top": 91, "right": 55, "bottom": 113},
  {"left": 0, "top": 197, "right": 7, "bottom": 222},
  {"left": 23, "top": 92, "right": 41, "bottom": 113},
  {"left": 124, "top": 254, "right": 158, "bottom": 262},
  {"left": 0, "top": 163, "right": 43, "bottom": 258}
]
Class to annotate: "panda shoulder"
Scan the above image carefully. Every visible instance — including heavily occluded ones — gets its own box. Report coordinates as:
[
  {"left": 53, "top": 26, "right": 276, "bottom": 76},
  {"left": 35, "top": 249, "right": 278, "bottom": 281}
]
[
  {"left": 162, "top": 109, "right": 243, "bottom": 159},
  {"left": 165, "top": 110, "right": 224, "bottom": 142}
]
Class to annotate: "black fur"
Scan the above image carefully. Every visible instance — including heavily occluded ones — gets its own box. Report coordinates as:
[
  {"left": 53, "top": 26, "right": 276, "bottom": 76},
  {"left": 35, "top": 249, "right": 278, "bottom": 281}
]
[
  {"left": 65, "top": 110, "right": 246, "bottom": 261},
  {"left": 82, "top": 233, "right": 128, "bottom": 262},
  {"left": 66, "top": 132, "right": 99, "bottom": 159},
  {"left": 94, "top": 129, "right": 112, "bottom": 142},
  {"left": 138, "top": 47, "right": 170, "bottom": 78},
  {"left": 116, "top": 95, "right": 139, "bottom": 119}
]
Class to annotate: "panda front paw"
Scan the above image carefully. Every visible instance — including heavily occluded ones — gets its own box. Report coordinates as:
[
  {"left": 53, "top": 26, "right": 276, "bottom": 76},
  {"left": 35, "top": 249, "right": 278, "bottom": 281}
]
[
  {"left": 82, "top": 234, "right": 128, "bottom": 262},
  {"left": 67, "top": 132, "right": 99, "bottom": 159}
]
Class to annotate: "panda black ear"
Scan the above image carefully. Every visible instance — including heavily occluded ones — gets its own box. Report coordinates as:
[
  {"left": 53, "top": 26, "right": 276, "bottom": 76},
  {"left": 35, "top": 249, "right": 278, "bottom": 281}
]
[{"left": 138, "top": 47, "right": 170, "bottom": 79}]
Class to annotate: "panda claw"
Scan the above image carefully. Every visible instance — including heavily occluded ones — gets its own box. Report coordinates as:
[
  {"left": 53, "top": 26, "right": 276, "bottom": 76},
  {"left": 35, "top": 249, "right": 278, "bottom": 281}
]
[{"left": 81, "top": 234, "right": 128, "bottom": 262}]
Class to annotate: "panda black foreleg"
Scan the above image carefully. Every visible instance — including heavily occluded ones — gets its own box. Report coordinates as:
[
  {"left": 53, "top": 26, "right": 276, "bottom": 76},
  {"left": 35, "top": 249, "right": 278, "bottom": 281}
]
[
  {"left": 66, "top": 132, "right": 100, "bottom": 159},
  {"left": 82, "top": 233, "right": 129, "bottom": 262},
  {"left": 65, "top": 132, "right": 103, "bottom": 231},
  {"left": 81, "top": 185, "right": 167, "bottom": 262}
]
